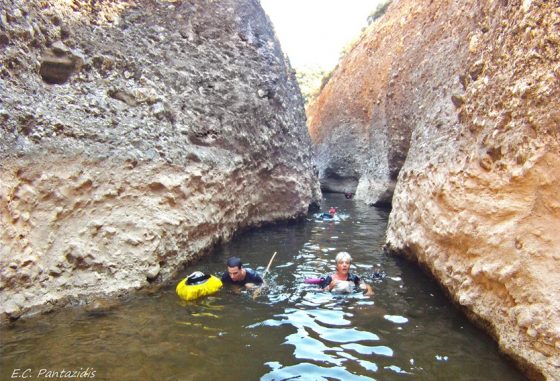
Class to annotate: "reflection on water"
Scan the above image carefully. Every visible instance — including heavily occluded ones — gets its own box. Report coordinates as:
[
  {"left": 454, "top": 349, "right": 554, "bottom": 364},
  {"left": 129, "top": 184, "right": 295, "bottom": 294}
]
[{"left": 0, "top": 194, "right": 526, "bottom": 381}]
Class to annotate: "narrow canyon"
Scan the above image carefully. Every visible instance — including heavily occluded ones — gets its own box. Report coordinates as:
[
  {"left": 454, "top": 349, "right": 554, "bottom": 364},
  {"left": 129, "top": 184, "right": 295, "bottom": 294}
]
[{"left": 1, "top": 0, "right": 558, "bottom": 379}]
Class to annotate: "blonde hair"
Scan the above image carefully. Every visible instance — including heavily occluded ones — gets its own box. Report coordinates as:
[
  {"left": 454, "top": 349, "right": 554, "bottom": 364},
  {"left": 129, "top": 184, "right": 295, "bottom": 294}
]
[{"left": 335, "top": 251, "right": 352, "bottom": 263}]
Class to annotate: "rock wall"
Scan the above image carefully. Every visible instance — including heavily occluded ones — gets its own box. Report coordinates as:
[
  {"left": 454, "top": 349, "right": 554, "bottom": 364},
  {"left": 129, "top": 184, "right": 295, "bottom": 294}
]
[
  {"left": 310, "top": 0, "right": 559, "bottom": 379},
  {"left": 0, "top": 0, "right": 320, "bottom": 321},
  {"left": 306, "top": 3, "right": 414, "bottom": 205}
]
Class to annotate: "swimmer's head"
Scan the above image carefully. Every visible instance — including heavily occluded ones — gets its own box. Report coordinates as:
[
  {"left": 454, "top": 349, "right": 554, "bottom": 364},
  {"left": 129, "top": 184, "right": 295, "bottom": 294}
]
[
  {"left": 226, "top": 257, "right": 242, "bottom": 269},
  {"left": 335, "top": 251, "right": 352, "bottom": 264}
]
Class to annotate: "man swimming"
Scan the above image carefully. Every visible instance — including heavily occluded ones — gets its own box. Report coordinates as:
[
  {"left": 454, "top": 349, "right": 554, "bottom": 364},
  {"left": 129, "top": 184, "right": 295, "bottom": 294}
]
[{"left": 221, "top": 256, "right": 263, "bottom": 289}]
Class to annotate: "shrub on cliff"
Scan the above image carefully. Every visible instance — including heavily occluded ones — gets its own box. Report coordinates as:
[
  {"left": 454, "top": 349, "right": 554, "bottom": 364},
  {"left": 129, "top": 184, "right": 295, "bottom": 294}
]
[
  {"left": 295, "top": 65, "right": 329, "bottom": 105},
  {"left": 367, "top": 0, "right": 392, "bottom": 25}
]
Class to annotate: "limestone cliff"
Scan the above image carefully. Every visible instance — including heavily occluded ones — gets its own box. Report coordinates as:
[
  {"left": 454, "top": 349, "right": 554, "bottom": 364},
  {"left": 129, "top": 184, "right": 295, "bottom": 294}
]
[
  {"left": 310, "top": 0, "right": 559, "bottom": 379},
  {"left": 306, "top": 1, "right": 413, "bottom": 205},
  {"left": 0, "top": 0, "right": 320, "bottom": 321}
]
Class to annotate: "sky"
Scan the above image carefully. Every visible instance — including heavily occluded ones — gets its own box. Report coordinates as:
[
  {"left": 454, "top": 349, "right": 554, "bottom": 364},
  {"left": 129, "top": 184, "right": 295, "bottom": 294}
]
[{"left": 260, "top": 0, "right": 381, "bottom": 71}]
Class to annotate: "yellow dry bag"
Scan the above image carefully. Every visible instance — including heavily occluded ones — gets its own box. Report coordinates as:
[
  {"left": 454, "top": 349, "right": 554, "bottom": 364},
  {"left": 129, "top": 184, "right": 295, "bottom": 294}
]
[{"left": 176, "top": 271, "right": 222, "bottom": 301}]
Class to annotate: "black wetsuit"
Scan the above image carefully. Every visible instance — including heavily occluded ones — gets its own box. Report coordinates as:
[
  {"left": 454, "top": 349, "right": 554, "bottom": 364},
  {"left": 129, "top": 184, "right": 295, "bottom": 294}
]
[
  {"left": 319, "top": 273, "right": 361, "bottom": 290},
  {"left": 221, "top": 268, "right": 263, "bottom": 286}
]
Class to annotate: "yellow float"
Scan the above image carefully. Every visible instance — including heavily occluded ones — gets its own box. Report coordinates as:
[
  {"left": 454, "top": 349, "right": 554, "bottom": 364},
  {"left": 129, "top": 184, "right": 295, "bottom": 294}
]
[{"left": 176, "top": 271, "right": 223, "bottom": 301}]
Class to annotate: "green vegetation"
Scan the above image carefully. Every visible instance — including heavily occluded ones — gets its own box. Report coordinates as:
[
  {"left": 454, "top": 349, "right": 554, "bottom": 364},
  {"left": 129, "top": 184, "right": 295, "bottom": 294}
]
[
  {"left": 295, "top": 1, "right": 393, "bottom": 106},
  {"left": 295, "top": 65, "right": 330, "bottom": 106},
  {"left": 367, "top": 0, "right": 392, "bottom": 25}
]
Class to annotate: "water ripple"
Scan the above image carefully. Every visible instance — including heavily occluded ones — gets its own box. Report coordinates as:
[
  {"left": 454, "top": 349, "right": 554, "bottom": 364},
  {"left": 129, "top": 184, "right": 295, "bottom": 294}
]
[{"left": 262, "top": 361, "right": 377, "bottom": 381}]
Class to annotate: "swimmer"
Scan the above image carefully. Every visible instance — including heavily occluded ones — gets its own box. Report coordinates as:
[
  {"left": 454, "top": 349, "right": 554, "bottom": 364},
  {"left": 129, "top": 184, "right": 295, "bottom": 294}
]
[
  {"left": 320, "top": 252, "right": 374, "bottom": 296},
  {"left": 221, "top": 257, "right": 263, "bottom": 289},
  {"left": 371, "top": 264, "right": 386, "bottom": 280}
]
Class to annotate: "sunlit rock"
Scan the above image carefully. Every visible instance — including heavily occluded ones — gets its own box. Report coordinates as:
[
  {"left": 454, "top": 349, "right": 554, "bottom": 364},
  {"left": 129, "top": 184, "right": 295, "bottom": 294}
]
[
  {"left": 310, "top": 0, "right": 559, "bottom": 379},
  {"left": 306, "top": 6, "right": 412, "bottom": 205},
  {"left": 0, "top": 0, "right": 320, "bottom": 322}
]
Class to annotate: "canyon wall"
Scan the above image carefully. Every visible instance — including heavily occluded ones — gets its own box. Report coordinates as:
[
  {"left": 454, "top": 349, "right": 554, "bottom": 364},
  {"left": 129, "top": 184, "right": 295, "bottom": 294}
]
[
  {"left": 306, "top": 1, "right": 416, "bottom": 205},
  {"left": 0, "top": 0, "right": 320, "bottom": 321},
  {"left": 309, "top": 0, "right": 559, "bottom": 379}
]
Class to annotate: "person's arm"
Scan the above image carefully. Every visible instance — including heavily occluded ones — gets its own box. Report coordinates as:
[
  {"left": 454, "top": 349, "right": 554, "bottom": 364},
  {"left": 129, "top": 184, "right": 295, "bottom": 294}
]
[
  {"left": 220, "top": 272, "right": 229, "bottom": 282},
  {"left": 359, "top": 282, "right": 374, "bottom": 296},
  {"left": 253, "top": 271, "right": 263, "bottom": 285},
  {"left": 352, "top": 274, "right": 374, "bottom": 296},
  {"left": 244, "top": 269, "right": 263, "bottom": 289},
  {"left": 325, "top": 279, "right": 340, "bottom": 292},
  {"left": 321, "top": 276, "right": 334, "bottom": 292}
]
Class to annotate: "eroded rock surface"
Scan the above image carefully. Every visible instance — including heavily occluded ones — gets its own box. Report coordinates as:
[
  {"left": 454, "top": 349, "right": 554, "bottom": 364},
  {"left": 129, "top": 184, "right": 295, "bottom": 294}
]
[
  {"left": 306, "top": 3, "right": 415, "bottom": 205},
  {"left": 0, "top": 0, "right": 320, "bottom": 321},
  {"left": 310, "top": 0, "right": 559, "bottom": 379}
]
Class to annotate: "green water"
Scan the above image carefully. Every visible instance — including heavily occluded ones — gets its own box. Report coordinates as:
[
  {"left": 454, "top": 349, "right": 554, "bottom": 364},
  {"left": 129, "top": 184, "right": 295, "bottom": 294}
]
[{"left": 0, "top": 194, "right": 526, "bottom": 380}]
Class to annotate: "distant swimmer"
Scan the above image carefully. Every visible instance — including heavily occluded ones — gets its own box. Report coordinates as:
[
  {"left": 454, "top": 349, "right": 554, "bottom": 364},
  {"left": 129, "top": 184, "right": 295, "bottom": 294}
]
[
  {"left": 221, "top": 257, "right": 263, "bottom": 289},
  {"left": 320, "top": 252, "right": 374, "bottom": 296},
  {"left": 344, "top": 192, "right": 353, "bottom": 199},
  {"left": 318, "top": 206, "right": 337, "bottom": 220},
  {"left": 371, "top": 264, "right": 386, "bottom": 281}
]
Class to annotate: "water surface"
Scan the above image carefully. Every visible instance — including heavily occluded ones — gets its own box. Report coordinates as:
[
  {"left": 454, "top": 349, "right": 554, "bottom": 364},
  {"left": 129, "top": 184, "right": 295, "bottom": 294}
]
[{"left": 0, "top": 194, "right": 526, "bottom": 380}]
